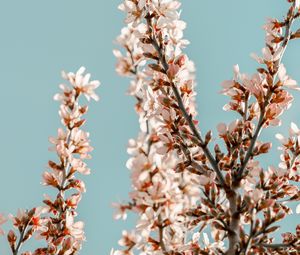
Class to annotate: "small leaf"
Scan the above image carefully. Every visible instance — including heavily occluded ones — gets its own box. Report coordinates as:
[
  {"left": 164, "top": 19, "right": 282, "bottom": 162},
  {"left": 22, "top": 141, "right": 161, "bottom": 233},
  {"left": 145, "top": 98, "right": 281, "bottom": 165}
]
[
  {"left": 291, "top": 28, "right": 300, "bottom": 39},
  {"left": 143, "top": 52, "right": 159, "bottom": 60},
  {"left": 139, "top": 37, "right": 152, "bottom": 44},
  {"left": 7, "top": 230, "right": 16, "bottom": 251},
  {"left": 148, "top": 64, "right": 165, "bottom": 73},
  {"left": 265, "top": 225, "right": 280, "bottom": 234},
  {"left": 205, "top": 130, "right": 212, "bottom": 145}
]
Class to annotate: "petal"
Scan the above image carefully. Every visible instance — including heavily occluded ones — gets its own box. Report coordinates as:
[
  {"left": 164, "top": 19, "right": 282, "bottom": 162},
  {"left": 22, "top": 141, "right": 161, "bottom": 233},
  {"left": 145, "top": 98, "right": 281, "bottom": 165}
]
[
  {"left": 290, "top": 122, "right": 300, "bottom": 135},
  {"left": 296, "top": 204, "right": 300, "bottom": 214},
  {"left": 217, "top": 123, "right": 227, "bottom": 135},
  {"left": 76, "top": 66, "right": 86, "bottom": 76}
]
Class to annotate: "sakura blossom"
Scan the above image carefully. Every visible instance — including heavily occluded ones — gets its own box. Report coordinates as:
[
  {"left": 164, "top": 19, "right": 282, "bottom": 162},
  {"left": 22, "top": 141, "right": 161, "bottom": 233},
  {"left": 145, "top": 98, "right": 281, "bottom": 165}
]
[
  {"left": 0, "top": 214, "right": 7, "bottom": 236},
  {"left": 1, "top": 67, "right": 99, "bottom": 255},
  {"left": 1, "top": 1, "right": 300, "bottom": 255},
  {"left": 114, "top": 0, "right": 300, "bottom": 254}
]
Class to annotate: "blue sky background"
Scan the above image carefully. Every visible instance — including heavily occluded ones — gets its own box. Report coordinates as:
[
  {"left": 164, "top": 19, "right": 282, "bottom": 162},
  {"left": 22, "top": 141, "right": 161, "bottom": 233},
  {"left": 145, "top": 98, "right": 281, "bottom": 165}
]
[{"left": 0, "top": 0, "right": 299, "bottom": 254}]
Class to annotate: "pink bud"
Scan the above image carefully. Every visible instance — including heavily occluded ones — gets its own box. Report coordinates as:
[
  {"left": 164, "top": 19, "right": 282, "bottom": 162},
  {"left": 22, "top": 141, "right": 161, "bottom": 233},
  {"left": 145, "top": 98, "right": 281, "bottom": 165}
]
[{"left": 167, "top": 63, "right": 180, "bottom": 79}]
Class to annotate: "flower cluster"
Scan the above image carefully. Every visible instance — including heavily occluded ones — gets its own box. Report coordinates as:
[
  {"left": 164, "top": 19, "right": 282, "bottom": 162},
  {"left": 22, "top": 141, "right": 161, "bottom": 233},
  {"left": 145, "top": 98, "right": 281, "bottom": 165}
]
[
  {"left": 1, "top": 67, "right": 99, "bottom": 255},
  {"left": 114, "top": 0, "right": 300, "bottom": 254},
  {"left": 113, "top": 1, "right": 208, "bottom": 254}
]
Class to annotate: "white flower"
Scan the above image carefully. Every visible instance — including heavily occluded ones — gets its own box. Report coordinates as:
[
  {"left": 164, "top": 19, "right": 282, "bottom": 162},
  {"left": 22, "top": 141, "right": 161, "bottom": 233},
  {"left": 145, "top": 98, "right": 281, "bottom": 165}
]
[
  {"left": 290, "top": 122, "right": 300, "bottom": 136},
  {"left": 118, "top": 0, "right": 146, "bottom": 25},
  {"left": 62, "top": 66, "right": 100, "bottom": 101},
  {"left": 118, "top": 230, "right": 140, "bottom": 247},
  {"left": 296, "top": 0, "right": 300, "bottom": 9},
  {"left": 203, "top": 233, "right": 225, "bottom": 252},
  {"left": 136, "top": 207, "right": 156, "bottom": 238},
  {"left": 261, "top": 46, "right": 283, "bottom": 62},
  {"left": 249, "top": 189, "right": 264, "bottom": 203},
  {"left": 275, "top": 133, "right": 288, "bottom": 144},
  {"left": 70, "top": 158, "right": 91, "bottom": 175},
  {"left": 0, "top": 214, "right": 7, "bottom": 235},
  {"left": 296, "top": 204, "right": 300, "bottom": 214},
  {"left": 112, "top": 203, "right": 128, "bottom": 221},
  {"left": 278, "top": 64, "right": 299, "bottom": 90},
  {"left": 217, "top": 123, "right": 227, "bottom": 136},
  {"left": 65, "top": 211, "right": 85, "bottom": 241}
]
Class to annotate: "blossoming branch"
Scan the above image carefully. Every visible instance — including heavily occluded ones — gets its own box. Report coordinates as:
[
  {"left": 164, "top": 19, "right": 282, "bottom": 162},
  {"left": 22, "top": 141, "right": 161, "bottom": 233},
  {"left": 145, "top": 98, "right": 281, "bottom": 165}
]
[
  {"left": 114, "top": 0, "right": 300, "bottom": 254},
  {"left": 0, "top": 67, "right": 99, "bottom": 255}
]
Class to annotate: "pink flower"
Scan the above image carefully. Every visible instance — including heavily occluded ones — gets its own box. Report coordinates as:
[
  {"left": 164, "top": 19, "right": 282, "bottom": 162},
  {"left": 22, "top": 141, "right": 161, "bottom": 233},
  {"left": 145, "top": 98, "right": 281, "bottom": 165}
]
[
  {"left": 65, "top": 211, "right": 85, "bottom": 241},
  {"left": 167, "top": 63, "right": 180, "bottom": 79},
  {"left": 49, "top": 128, "right": 69, "bottom": 157},
  {"left": 118, "top": 230, "right": 140, "bottom": 247},
  {"left": 30, "top": 209, "right": 48, "bottom": 232},
  {"left": 118, "top": 0, "right": 146, "bottom": 25},
  {"left": 0, "top": 214, "right": 7, "bottom": 235},
  {"left": 66, "top": 193, "right": 82, "bottom": 209},
  {"left": 69, "top": 179, "right": 86, "bottom": 193},
  {"left": 202, "top": 233, "right": 225, "bottom": 252},
  {"left": 248, "top": 189, "right": 264, "bottom": 203},
  {"left": 296, "top": 204, "right": 300, "bottom": 214},
  {"left": 217, "top": 123, "right": 227, "bottom": 136},
  {"left": 262, "top": 46, "right": 283, "bottom": 62},
  {"left": 198, "top": 172, "right": 216, "bottom": 186},
  {"left": 70, "top": 128, "right": 93, "bottom": 159},
  {"left": 296, "top": 0, "right": 300, "bottom": 9},
  {"left": 136, "top": 207, "right": 156, "bottom": 237},
  {"left": 112, "top": 203, "right": 129, "bottom": 220},
  {"left": 290, "top": 122, "right": 300, "bottom": 136},
  {"left": 278, "top": 64, "right": 299, "bottom": 90},
  {"left": 42, "top": 171, "right": 60, "bottom": 188},
  {"left": 9, "top": 209, "right": 27, "bottom": 228},
  {"left": 263, "top": 18, "right": 282, "bottom": 35},
  {"left": 152, "top": 0, "right": 181, "bottom": 20},
  {"left": 62, "top": 66, "right": 100, "bottom": 101},
  {"left": 70, "top": 158, "right": 91, "bottom": 175},
  {"left": 58, "top": 104, "right": 81, "bottom": 127},
  {"left": 53, "top": 84, "right": 75, "bottom": 105}
]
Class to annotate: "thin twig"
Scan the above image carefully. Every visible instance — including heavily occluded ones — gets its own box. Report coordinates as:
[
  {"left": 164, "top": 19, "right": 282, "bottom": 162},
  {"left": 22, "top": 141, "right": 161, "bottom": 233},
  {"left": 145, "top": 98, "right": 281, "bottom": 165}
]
[
  {"left": 237, "top": 3, "right": 297, "bottom": 180},
  {"left": 261, "top": 242, "right": 292, "bottom": 249},
  {"left": 158, "top": 215, "right": 169, "bottom": 255},
  {"left": 13, "top": 220, "right": 31, "bottom": 255},
  {"left": 145, "top": 16, "right": 226, "bottom": 187}
]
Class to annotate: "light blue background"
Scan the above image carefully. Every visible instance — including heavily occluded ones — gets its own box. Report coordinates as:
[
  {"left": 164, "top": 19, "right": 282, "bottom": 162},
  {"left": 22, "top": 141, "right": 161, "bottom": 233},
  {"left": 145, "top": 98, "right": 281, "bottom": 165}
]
[{"left": 0, "top": 0, "right": 299, "bottom": 254}]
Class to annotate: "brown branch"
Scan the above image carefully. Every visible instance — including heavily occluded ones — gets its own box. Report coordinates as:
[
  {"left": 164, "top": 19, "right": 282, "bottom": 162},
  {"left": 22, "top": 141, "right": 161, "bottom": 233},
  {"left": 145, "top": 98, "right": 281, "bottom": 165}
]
[
  {"left": 13, "top": 218, "right": 31, "bottom": 255},
  {"left": 158, "top": 215, "right": 169, "bottom": 255},
  {"left": 145, "top": 16, "right": 226, "bottom": 188},
  {"left": 244, "top": 209, "right": 255, "bottom": 254},
  {"left": 236, "top": 2, "right": 297, "bottom": 181},
  {"left": 56, "top": 95, "right": 79, "bottom": 236},
  {"left": 260, "top": 242, "right": 292, "bottom": 249},
  {"left": 124, "top": 28, "right": 207, "bottom": 176},
  {"left": 224, "top": 191, "right": 240, "bottom": 255}
]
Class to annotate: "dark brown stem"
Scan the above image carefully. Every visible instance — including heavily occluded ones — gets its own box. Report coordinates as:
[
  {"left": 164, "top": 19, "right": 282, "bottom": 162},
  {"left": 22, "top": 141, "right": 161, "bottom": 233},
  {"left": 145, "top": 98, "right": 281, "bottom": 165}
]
[
  {"left": 244, "top": 209, "right": 255, "bottom": 254},
  {"left": 13, "top": 220, "right": 31, "bottom": 255},
  {"left": 237, "top": 103, "right": 266, "bottom": 180},
  {"left": 146, "top": 17, "right": 226, "bottom": 188},
  {"left": 225, "top": 190, "right": 240, "bottom": 255},
  {"left": 158, "top": 215, "right": 169, "bottom": 255},
  {"left": 237, "top": 2, "right": 296, "bottom": 181},
  {"left": 227, "top": 5, "right": 297, "bottom": 254},
  {"left": 126, "top": 26, "right": 206, "bottom": 176},
  {"left": 261, "top": 243, "right": 292, "bottom": 249},
  {"left": 54, "top": 97, "right": 80, "bottom": 255}
]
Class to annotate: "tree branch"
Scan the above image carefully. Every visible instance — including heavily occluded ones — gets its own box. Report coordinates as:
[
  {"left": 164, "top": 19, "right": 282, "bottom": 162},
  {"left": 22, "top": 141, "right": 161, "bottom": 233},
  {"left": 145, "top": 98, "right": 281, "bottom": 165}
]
[
  {"left": 13, "top": 219, "right": 31, "bottom": 255},
  {"left": 236, "top": 2, "right": 297, "bottom": 180},
  {"left": 261, "top": 242, "right": 292, "bottom": 249},
  {"left": 146, "top": 17, "right": 226, "bottom": 187},
  {"left": 158, "top": 215, "right": 169, "bottom": 255}
]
